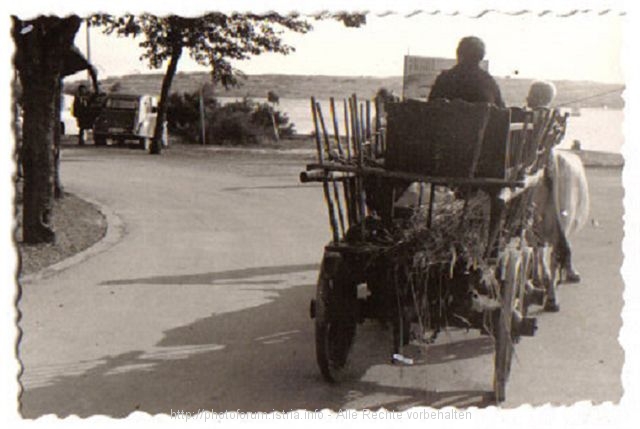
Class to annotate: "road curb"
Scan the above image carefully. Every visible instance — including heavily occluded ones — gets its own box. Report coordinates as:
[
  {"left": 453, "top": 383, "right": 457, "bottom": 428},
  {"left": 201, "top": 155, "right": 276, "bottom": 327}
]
[{"left": 19, "top": 195, "right": 126, "bottom": 284}]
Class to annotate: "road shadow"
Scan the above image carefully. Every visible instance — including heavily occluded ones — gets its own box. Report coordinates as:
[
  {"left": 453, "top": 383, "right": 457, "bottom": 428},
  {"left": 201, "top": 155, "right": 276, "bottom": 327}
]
[
  {"left": 100, "top": 263, "right": 320, "bottom": 287},
  {"left": 419, "top": 336, "right": 494, "bottom": 365},
  {"left": 20, "top": 280, "right": 494, "bottom": 418},
  {"left": 221, "top": 185, "right": 320, "bottom": 191}
]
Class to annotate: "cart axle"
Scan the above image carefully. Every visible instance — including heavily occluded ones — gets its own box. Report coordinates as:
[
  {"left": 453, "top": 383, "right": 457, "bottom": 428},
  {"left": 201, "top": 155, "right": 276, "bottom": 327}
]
[{"left": 512, "top": 311, "right": 538, "bottom": 337}]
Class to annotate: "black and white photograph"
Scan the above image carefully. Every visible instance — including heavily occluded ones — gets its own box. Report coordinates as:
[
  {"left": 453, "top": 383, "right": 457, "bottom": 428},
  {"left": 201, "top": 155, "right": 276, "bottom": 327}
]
[{"left": 2, "top": 0, "right": 639, "bottom": 425}]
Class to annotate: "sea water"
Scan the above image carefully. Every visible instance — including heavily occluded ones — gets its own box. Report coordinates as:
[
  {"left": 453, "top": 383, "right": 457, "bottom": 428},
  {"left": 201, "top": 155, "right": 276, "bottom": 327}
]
[
  {"left": 219, "top": 97, "right": 624, "bottom": 154},
  {"left": 559, "top": 108, "right": 624, "bottom": 154}
]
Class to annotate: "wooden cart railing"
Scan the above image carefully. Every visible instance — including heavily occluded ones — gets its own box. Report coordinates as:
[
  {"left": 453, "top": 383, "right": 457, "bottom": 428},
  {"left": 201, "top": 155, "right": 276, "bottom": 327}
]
[{"left": 303, "top": 96, "right": 568, "bottom": 244}]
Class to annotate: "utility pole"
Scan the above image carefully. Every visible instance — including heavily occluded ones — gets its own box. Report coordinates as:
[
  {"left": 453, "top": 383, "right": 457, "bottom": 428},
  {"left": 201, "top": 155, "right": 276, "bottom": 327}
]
[
  {"left": 86, "top": 19, "right": 91, "bottom": 83},
  {"left": 199, "top": 84, "right": 206, "bottom": 145}
]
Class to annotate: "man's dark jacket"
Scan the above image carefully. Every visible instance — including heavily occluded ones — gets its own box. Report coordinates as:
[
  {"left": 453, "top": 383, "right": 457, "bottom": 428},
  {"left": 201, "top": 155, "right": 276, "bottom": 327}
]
[{"left": 428, "top": 63, "right": 505, "bottom": 107}]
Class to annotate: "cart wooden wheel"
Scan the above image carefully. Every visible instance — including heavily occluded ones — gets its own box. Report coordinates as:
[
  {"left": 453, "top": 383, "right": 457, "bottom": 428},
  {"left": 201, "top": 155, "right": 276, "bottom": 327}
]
[
  {"left": 315, "top": 253, "right": 358, "bottom": 382},
  {"left": 493, "top": 247, "right": 521, "bottom": 403},
  {"left": 392, "top": 310, "right": 411, "bottom": 354}
]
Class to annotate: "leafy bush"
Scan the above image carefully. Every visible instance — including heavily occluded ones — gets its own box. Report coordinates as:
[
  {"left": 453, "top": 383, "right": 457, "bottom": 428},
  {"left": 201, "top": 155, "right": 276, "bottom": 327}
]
[
  {"left": 166, "top": 92, "right": 216, "bottom": 140},
  {"left": 166, "top": 92, "right": 294, "bottom": 145}
]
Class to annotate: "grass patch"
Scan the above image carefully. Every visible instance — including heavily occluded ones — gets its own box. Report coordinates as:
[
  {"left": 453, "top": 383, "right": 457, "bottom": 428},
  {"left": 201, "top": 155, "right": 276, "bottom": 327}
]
[{"left": 16, "top": 187, "right": 107, "bottom": 276}]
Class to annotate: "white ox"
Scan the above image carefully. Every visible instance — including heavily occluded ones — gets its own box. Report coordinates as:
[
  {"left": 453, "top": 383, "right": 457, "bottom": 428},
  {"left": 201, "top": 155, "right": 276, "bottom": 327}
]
[
  {"left": 547, "top": 148, "right": 590, "bottom": 239},
  {"left": 530, "top": 148, "right": 590, "bottom": 311}
]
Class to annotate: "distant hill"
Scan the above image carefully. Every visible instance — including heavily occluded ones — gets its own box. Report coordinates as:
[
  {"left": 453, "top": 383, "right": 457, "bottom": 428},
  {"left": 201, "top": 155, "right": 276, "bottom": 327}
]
[{"left": 71, "top": 72, "right": 624, "bottom": 109}]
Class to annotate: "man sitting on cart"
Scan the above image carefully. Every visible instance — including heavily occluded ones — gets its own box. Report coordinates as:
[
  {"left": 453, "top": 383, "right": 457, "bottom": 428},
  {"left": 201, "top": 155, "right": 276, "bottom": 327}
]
[{"left": 429, "top": 36, "right": 505, "bottom": 108}]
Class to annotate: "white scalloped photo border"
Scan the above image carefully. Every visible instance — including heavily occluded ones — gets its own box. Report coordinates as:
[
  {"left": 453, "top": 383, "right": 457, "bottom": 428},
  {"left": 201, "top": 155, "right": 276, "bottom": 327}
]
[{"left": 1, "top": 1, "right": 637, "bottom": 428}]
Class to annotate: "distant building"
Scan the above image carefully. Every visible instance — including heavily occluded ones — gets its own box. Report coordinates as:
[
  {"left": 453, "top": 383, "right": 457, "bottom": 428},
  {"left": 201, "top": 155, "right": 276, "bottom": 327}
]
[{"left": 402, "top": 55, "right": 489, "bottom": 101}]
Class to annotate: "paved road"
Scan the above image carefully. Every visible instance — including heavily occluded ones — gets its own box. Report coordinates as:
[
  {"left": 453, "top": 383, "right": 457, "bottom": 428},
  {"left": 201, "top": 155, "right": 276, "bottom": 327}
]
[{"left": 18, "top": 145, "right": 624, "bottom": 417}]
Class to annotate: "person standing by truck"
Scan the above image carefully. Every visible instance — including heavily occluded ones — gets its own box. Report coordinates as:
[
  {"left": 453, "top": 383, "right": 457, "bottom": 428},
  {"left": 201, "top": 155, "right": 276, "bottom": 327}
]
[{"left": 73, "top": 84, "right": 92, "bottom": 145}]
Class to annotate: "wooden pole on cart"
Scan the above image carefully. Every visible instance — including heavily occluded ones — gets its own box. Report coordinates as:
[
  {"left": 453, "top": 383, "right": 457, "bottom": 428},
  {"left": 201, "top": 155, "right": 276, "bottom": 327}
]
[
  {"left": 329, "top": 97, "right": 345, "bottom": 157},
  {"left": 348, "top": 96, "right": 361, "bottom": 224},
  {"left": 311, "top": 97, "right": 325, "bottom": 165},
  {"left": 359, "top": 102, "right": 367, "bottom": 156},
  {"left": 330, "top": 97, "right": 351, "bottom": 228},
  {"left": 352, "top": 95, "right": 365, "bottom": 168},
  {"left": 351, "top": 94, "right": 367, "bottom": 235},
  {"left": 343, "top": 99, "right": 356, "bottom": 227},
  {"left": 311, "top": 97, "right": 340, "bottom": 242},
  {"left": 532, "top": 109, "right": 552, "bottom": 172},
  {"left": 374, "top": 97, "right": 381, "bottom": 156},
  {"left": 316, "top": 102, "right": 332, "bottom": 157},
  {"left": 316, "top": 101, "right": 346, "bottom": 237},
  {"left": 365, "top": 100, "right": 372, "bottom": 158},
  {"left": 349, "top": 97, "right": 359, "bottom": 161},
  {"left": 343, "top": 99, "right": 352, "bottom": 160}
]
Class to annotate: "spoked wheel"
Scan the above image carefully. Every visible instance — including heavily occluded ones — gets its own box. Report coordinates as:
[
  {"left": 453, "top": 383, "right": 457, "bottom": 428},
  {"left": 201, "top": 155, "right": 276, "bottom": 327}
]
[
  {"left": 392, "top": 310, "right": 411, "bottom": 354},
  {"left": 493, "top": 247, "right": 521, "bottom": 403},
  {"left": 315, "top": 253, "right": 358, "bottom": 382}
]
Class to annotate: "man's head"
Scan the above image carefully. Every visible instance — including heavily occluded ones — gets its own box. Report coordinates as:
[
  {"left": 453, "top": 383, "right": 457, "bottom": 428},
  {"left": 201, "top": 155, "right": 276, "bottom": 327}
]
[
  {"left": 526, "top": 81, "right": 556, "bottom": 108},
  {"left": 77, "top": 84, "right": 88, "bottom": 95},
  {"left": 456, "top": 36, "right": 486, "bottom": 65}
]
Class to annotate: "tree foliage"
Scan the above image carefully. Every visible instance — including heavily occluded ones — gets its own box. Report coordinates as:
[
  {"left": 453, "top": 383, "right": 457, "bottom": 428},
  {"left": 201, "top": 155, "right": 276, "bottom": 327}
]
[
  {"left": 90, "top": 13, "right": 312, "bottom": 87},
  {"left": 90, "top": 12, "right": 366, "bottom": 154}
]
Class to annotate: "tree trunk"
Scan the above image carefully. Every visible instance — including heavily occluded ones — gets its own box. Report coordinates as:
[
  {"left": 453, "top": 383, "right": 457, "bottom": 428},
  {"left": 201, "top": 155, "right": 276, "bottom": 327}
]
[
  {"left": 53, "top": 79, "right": 64, "bottom": 199},
  {"left": 151, "top": 44, "right": 183, "bottom": 154},
  {"left": 13, "top": 16, "right": 80, "bottom": 244},
  {"left": 21, "top": 67, "right": 58, "bottom": 243}
]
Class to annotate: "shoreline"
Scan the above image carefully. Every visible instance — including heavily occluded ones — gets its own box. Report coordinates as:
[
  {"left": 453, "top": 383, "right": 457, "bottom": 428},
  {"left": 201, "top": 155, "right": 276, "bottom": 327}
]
[
  {"left": 565, "top": 149, "right": 624, "bottom": 168},
  {"left": 165, "top": 138, "right": 624, "bottom": 169}
]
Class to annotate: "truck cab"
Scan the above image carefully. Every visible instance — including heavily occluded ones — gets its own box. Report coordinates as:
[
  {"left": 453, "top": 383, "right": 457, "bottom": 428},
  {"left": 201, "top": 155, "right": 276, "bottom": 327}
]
[{"left": 93, "top": 93, "right": 168, "bottom": 149}]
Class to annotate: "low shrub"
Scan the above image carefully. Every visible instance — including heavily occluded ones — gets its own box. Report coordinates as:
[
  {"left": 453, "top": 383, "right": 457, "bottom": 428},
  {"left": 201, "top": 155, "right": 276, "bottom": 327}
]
[{"left": 166, "top": 92, "right": 295, "bottom": 145}]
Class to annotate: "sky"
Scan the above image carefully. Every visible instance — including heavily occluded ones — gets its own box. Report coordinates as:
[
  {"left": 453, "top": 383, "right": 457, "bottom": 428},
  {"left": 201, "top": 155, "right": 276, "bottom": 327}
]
[{"left": 72, "top": 11, "right": 624, "bottom": 84}]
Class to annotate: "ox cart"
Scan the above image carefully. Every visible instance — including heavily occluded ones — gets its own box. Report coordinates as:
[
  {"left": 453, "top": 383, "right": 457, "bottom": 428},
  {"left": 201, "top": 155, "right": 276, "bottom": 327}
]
[{"left": 300, "top": 95, "right": 569, "bottom": 403}]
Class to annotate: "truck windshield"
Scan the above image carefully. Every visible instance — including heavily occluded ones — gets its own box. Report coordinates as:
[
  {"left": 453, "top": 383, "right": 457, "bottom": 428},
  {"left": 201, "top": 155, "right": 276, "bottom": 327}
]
[{"left": 108, "top": 98, "right": 138, "bottom": 109}]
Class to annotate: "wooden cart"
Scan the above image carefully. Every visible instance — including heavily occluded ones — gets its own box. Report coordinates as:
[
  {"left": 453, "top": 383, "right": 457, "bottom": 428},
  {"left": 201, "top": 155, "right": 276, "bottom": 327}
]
[{"left": 301, "top": 95, "right": 569, "bottom": 403}]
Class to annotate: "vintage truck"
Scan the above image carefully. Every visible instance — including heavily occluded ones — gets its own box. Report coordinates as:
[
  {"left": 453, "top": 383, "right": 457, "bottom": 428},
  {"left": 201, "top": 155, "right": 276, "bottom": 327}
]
[{"left": 92, "top": 93, "right": 168, "bottom": 149}]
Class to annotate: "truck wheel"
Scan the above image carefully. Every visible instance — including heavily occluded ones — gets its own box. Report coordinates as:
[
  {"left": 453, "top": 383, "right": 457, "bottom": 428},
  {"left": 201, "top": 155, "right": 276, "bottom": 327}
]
[{"left": 139, "top": 138, "right": 151, "bottom": 151}]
